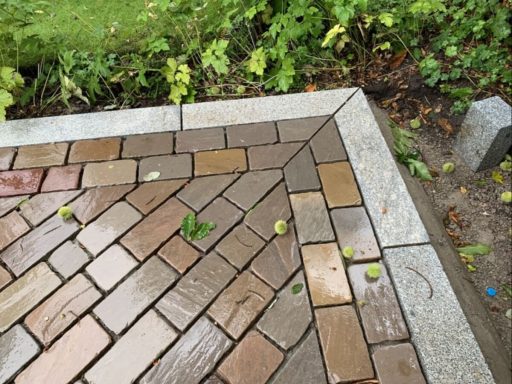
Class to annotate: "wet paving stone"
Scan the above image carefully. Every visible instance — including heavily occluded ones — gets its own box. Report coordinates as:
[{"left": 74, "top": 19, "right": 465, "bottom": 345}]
[
  {"left": 16, "top": 315, "right": 110, "bottom": 384},
  {"left": 94, "top": 256, "right": 177, "bottom": 334},
  {"left": 316, "top": 306, "right": 374, "bottom": 383},
  {"left": 175, "top": 128, "right": 225, "bottom": 153},
  {"left": 156, "top": 253, "right": 236, "bottom": 330},
  {"left": 309, "top": 119, "right": 346, "bottom": 163},
  {"left": 0, "top": 195, "right": 28, "bottom": 217},
  {"left": 204, "top": 375, "right": 224, "bottom": 384},
  {"left": 48, "top": 241, "right": 90, "bottom": 279},
  {"left": 25, "top": 274, "right": 102, "bottom": 345},
  {"left": 122, "top": 132, "right": 173, "bottom": 158},
  {"left": 218, "top": 331, "right": 284, "bottom": 384},
  {"left": 138, "top": 154, "right": 192, "bottom": 181},
  {"left": 216, "top": 224, "right": 265, "bottom": 270},
  {"left": 318, "top": 162, "right": 361, "bottom": 208},
  {"left": 77, "top": 201, "right": 142, "bottom": 256},
  {"left": 41, "top": 165, "right": 81, "bottom": 192},
  {"left": 270, "top": 330, "right": 327, "bottom": 384},
  {"left": 224, "top": 169, "right": 282, "bottom": 211},
  {"left": 14, "top": 143, "right": 68, "bottom": 169},
  {"left": 127, "top": 179, "right": 188, "bottom": 214},
  {"left": 86, "top": 245, "right": 138, "bottom": 291},
  {"left": 348, "top": 263, "right": 409, "bottom": 344},
  {"left": 0, "top": 265, "right": 11, "bottom": 290},
  {"left": 302, "top": 243, "right": 352, "bottom": 306},
  {"left": 0, "top": 147, "right": 15, "bottom": 171},
  {"left": 0, "top": 211, "right": 29, "bottom": 251},
  {"left": 290, "top": 192, "right": 334, "bottom": 244},
  {"left": 248, "top": 142, "right": 302, "bottom": 170},
  {"left": 277, "top": 116, "right": 329, "bottom": 142},
  {"left": 257, "top": 272, "right": 311, "bottom": 350},
  {"left": 284, "top": 146, "right": 320, "bottom": 193},
  {"left": 69, "top": 138, "right": 121, "bottom": 163},
  {"left": 178, "top": 174, "right": 239, "bottom": 211},
  {"left": 121, "top": 197, "right": 189, "bottom": 260},
  {"left": 0, "top": 169, "right": 44, "bottom": 197},
  {"left": 227, "top": 122, "right": 277, "bottom": 147},
  {"left": 331, "top": 207, "right": 381, "bottom": 262},
  {"left": 195, "top": 149, "right": 247, "bottom": 176},
  {"left": 2, "top": 215, "right": 80, "bottom": 276},
  {"left": 372, "top": 343, "right": 426, "bottom": 384},
  {"left": 140, "top": 317, "right": 232, "bottom": 384},
  {"left": 251, "top": 224, "right": 300, "bottom": 289},
  {"left": 0, "top": 263, "right": 61, "bottom": 332},
  {"left": 69, "top": 184, "right": 135, "bottom": 224},
  {"left": 244, "top": 183, "right": 291, "bottom": 241},
  {"left": 20, "top": 189, "right": 82, "bottom": 226},
  {"left": 0, "top": 325, "right": 40, "bottom": 384},
  {"left": 82, "top": 159, "right": 137, "bottom": 187},
  {"left": 208, "top": 271, "right": 274, "bottom": 339},
  {"left": 158, "top": 235, "right": 200, "bottom": 274},
  {"left": 85, "top": 310, "right": 178, "bottom": 384}
]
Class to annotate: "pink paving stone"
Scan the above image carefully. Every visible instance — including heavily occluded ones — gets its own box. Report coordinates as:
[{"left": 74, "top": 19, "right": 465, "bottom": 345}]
[
  {"left": 40, "top": 165, "right": 81, "bottom": 192},
  {"left": 0, "top": 147, "right": 15, "bottom": 170},
  {"left": 0, "top": 265, "right": 11, "bottom": 290},
  {"left": 0, "top": 211, "right": 30, "bottom": 251},
  {"left": 0, "top": 169, "right": 44, "bottom": 197},
  {"left": 0, "top": 195, "right": 28, "bottom": 217}
]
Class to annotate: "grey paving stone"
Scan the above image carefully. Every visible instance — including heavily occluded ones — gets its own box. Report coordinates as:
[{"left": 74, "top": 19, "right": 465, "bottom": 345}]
[
  {"left": 309, "top": 119, "right": 347, "bottom": 163},
  {"left": 0, "top": 266, "right": 11, "bottom": 290},
  {"left": 277, "top": 116, "right": 329, "bottom": 142},
  {"left": 289, "top": 192, "right": 334, "bottom": 244},
  {"left": 0, "top": 325, "right": 40, "bottom": 384},
  {"left": 216, "top": 224, "right": 265, "bottom": 270},
  {"left": 224, "top": 170, "right": 282, "bottom": 211},
  {"left": 372, "top": 343, "right": 426, "bottom": 384},
  {"left": 138, "top": 154, "right": 192, "bottom": 181},
  {"left": 122, "top": 132, "right": 173, "bottom": 158},
  {"left": 48, "top": 241, "right": 90, "bottom": 279},
  {"left": 178, "top": 173, "right": 240, "bottom": 211},
  {"left": 175, "top": 127, "right": 225, "bottom": 153},
  {"left": 248, "top": 142, "right": 302, "bottom": 170},
  {"left": 384, "top": 244, "right": 494, "bottom": 383},
  {"left": 284, "top": 146, "right": 320, "bottom": 192},
  {"left": 227, "top": 122, "right": 277, "bottom": 147},
  {"left": 0, "top": 195, "right": 28, "bottom": 217},
  {"left": 127, "top": 179, "right": 187, "bottom": 215},
  {"left": 334, "top": 90, "right": 429, "bottom": 247},
  {"left": 20, "top": 190, "right": 82, "bottom": 226},
  {"left": 257, "top": 272, "right": 311, "bottom": 350},
  {"left": 0, "top": 147, "right": 15, "bottom": 171},
  {"left": 140, "top": 317, "right": 232, "bottom": 384}
]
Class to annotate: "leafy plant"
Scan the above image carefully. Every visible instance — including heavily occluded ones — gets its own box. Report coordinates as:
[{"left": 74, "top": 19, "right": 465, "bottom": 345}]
[
  {"left": 161, "top": 58, "right": 192, "bottom": 105},
  {"left": 181, "top": 212, "right": 216, "bottom": 241},
  {"left": 0, "top": 66, "right": 23, "bottom": 121}
]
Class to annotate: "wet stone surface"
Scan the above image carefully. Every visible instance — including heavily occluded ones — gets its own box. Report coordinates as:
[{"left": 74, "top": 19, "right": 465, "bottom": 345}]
[
  {"left": 0, "top": 325, "right": 40, "bottom": 384},
  {"left": 0, "top": 168, "right": 44, "bottom": 197}
]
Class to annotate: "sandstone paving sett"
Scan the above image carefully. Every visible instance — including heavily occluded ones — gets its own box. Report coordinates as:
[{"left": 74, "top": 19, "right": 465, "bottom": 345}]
[
  {"left": 0, "top": 147, "right": 15, "bottom": 170},
  {"left": 0, "top": 325, "right": 40, "bottom": 384},
  {"left": 48, "top": 241, "right": 90, "bottom": 279},
  {"left": 20, "top": 189, "right": 82, "bottom": 226},
  {"left": 0, "top": 211, "right": 29, "bottom": 251},
  {"left": 0, "top": 169, "right": 44, "bottom": 197},
  {"left": 40, "top": 164, "right": 81, "bottom": 192}
]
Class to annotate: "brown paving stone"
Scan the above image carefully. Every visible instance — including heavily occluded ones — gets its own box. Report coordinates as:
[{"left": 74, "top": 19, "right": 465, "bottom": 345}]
[
  {"left": 20, "top": 189, "right": 82, "bottom": 226},
  {"left": 138, "top": 154, "right": 192, "bottom": 181},
  {"left": 216, "top": 224, "right": 265, "bottom": 270},
  {"left": 0, "top": 263, "right": 61, "bottom": 332},
  {"left": 318, "top": 162, "right": 361, "bottom": 208},
  {"left": 156, "top": 253, "right": 236, "bottom": 330},
  {"left": 302, "top": 243, "right": 352, "bottom": 306},
  {"left": 2, "top": 215, "right": 80, "bottom": 276},
  {"left": 48, "top": 241, "right": 90, "bottom": 279},
  {"left": 244, "top": 183, "right": 291, "bottom": 241},
  {"left": 248, "top": 142, "right": 302, "bottom": 170},
  {"left": 0, "top": 211, "right": 29, "bottom": 251},
  {"left": 316, "top": 306, "right": 374, "bottom": 383},
  {"left": 223, "top": 169, "right": 282, "bottom": 211},
  {"left": 121, "top": 197, "right": 189, "bottom": 261},
  {"left": 208, "top": 271, "right": 274, "bottom": 339},
  {"left": 309, "top": 119, "right": 347, "bottom": 163},
  {"left": 25, "top": 274, "right": 102, "bottom": 345},
  {"left": 0, "top": 195, "right": 28, "bottom": 217},
  {"left": 204, "top": 375, "right": 225, "bottom": 384},
  {"left": 218, "top": 331, "right": 284, "bottom": 384},
  {"left": 0, "top": 147, "right": 15, "bottom": 170},
  {"left": 175, "top": 128, "right": 225, "bottom": 153},
  {"left": 251, "top": 223, "right": 300, "bottom": 289},
  {"left": 193, "top": 197, "right": 243, "bottom": 252},
  {"left": 127, "top": 179, "right": 187, "bottom": 214},
  {"left": 86, "top": 244, "right": 138, "bottom": 291},
  {"left": 348, "top": 263, "right": 409, "bottom": 343},
  {"left": 0, "top": 265, "right": 11, "bottom": 290},
  {"left": 0, "top": 325, "right": 40, "bottom": 384},
  {"left": 69, "top": 138, "right": 121, "bottom": 163},
  {"left": 195, "top": 149, "right": 246, "bottom": 176},
  {"left": 0, "top": 169, "right": 44, "bottom": 197},
  {"left": 289, "top": 192, "right": 334, "bottom": 244},
  {"left": 40, "top": 164, "right": 81, "bottom": 192},
  {"left": 158, "top": 235, "right": 200, "bottom": 274},
  {"left": 257, "top": 272, "right": 311, "bottom": 350},
  {"left": 372, "top": 343, "right": 426, "bottom": 384},
  {"left": 277, "top": 116, "right": 329, "bottom": 142},
  {"left": 140, "top": 317, "right": 232, "bottom": 384},
  {"left": 77, "top": 201, "right": 142, "bottom": 256},
  {"left": 85, "top": 310, "right": 178, "bottom": 384},
  {"left": 16, "top": 315, "right": 110, "bottom": 384},
  {"left": 178, "top": 174, "right": 239, "bottom": 211},
  {"left": 284, "top": 146, "right": 320, "bottom": 192},
  {"left": 69, "top": 184, "right": 135, "bottom": 224},
  {"left": 82, "top": 159, "right": 137, "bottom": 187},
  {"left": 122, "top": 132, "right": 173, "bottom": 158},
  {"left": 331, "top": 207, "right": 381, "bottom": 262},
  {"left": 227, "top": 122, "right": 277, "bottom": 147},
  {"left": 14, "top": 143, "right": 68, "bottom": 169},
  {"left": 94, "top": 256, "right": 177, "bottom": 334}
]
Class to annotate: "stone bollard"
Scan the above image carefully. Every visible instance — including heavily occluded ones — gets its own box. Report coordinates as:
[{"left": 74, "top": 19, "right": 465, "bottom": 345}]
[{"left": 454, "top": 96, "right": 511, "bottom": 172}]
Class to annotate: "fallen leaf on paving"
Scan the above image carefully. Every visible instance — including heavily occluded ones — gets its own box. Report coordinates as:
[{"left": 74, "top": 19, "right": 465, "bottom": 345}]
[
  {"left": 388, "top": 50, "right": 407, "bottom": 69},
  {"left": 143, "top": 171, "right": 161, "bottom": 182},
  {"left": 456, "top": 243, "right": 491, "bottom": 256},
  {"left": 448, "top": 206, "right": 462, "bottom": 227},
  {"left": 438, "top": 118, "right": 454, "bottom": 135}
]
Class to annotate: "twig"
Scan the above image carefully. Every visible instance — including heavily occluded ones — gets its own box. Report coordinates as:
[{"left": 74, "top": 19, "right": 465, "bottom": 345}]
[{"left": 406, "top": 266, "right": 433, "bottom": 299}]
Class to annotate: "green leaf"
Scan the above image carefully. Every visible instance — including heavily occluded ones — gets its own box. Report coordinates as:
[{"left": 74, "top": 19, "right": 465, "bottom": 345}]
[
  {"left": 181, "top": 213, "right": 196, "bottom": 241},
  {"left": 456, "top": 243, "right": 491, "bottom": 256},
  {"left": 445, "top": 46, "right": 458, "bottom": 57},
  {"left": 467, "top": 264, "right": 477, "bottom": 272},
  {"left": 322, "top": 24, "right": 345, "bottom": 48},
  {"left": 378, "top": 12, "right": 394, "bottom": 27},
  {"left": 491, "top": 170, "right": 504, "bottom": 184},
  {"left": 192, "top": 222, "right": 216, "bottom": 240},
  {"left": 291, "top": 283, "right": 304, "bottom": 294},
  {"left": 248, "top": 48, "right": 267, "bottom": 76},
  {"left": 0, "top": 89, "right": 14, "bottom": 122},
  {"left": 408, "top": 159, "right": 432, "bottom": 181},
  {"left": 502, "top": 284, "right": 512, "bottom": 298}
]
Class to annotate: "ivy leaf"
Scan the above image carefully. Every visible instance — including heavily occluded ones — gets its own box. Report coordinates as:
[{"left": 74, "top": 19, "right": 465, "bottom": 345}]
[
  {"left": 378, "top": 12, "right": 394, "bottom": 27},
  {"left": 192, "top": 222, "right": 216, "bottom": 240},
  {"left": 181, "top": 213, "right": 196, "bottom": 241},
  {"left": 248, "top": 47, "right": 267, "bottom": 76},
  {"left": 456, "top": 243, "right": 491, "bottom": 256},
  {"left": 291, "top": 283, "right": 304, "bottom": 294}
]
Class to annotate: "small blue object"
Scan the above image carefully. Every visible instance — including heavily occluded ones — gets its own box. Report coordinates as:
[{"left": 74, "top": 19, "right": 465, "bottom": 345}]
[{"left": 486, "top": 287, "right": 497, "bottom": 297}]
